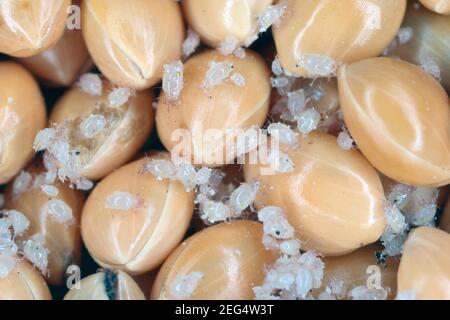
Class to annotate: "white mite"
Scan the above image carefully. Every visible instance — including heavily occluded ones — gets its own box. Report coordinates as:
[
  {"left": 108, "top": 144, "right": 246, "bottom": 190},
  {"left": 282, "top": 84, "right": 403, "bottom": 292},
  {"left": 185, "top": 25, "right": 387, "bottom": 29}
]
[
  {"left": 145, "top": 159, "right": 176, "bottom": 181},
  {"left": 203, "top": 61, "right": 233, "bottom": 89},
  {"left": 230, "top": 73, "right": 246, "bottom": 87},
  {"left": 337, "top": 131, "right": 354, "bottom": 151},
  {"left": 218, "top": 36, "right": 239, "bottom": 56},
  {"left": 34, "top": 128, "right": 56, "bottom": 152},
  {"left": 12, "top": 171, "right": 32, "bottom": 197},
  {"left": 163, "top": 60, "right": 184, "bottom": 101},
  {"left": 6, "top": 210, "right": 29, "bottom": 236},
  {"left": 80, "top": 114, "right": 107, "bottom": 139},
  {"left": 182, "top": 29, "right": 200, "bottom": 58},
  {"left": 41, "top": 184, "right": 59, "bottom": 197},
  {"left": 108, "top": 87, "right": 133, "bottom": 108},
  {"left": 297, "top": 54, "right": 337, "bottom": 77},
  {"left": 78, "top": 73, "right": 103, "bottom": 96},
  {"left": 228, "top": 182, "right": 259, "bottom": 213},
  {"left": 296, "top": 108, "right": 321, "bottom": 134},
  {"left": 169, "top": 272, "right": 204, "bottom": 299},
  {"left": 200, "top": 200, "right": 231, "bottom": 223},
  {"left": 105, "top": 192, "right": 141, "bottom": 211},
  {"left": 272, "top": 57, "right": 284, "bottom": 76},
  {"left": 268, "top": 123, "right": 297, "bottom": 146},
  {"left": 46, "top": 199, "right": 74, "bottom": 224},
  {"left": 22, "top": 235, "right": 48, "bottom": 274},
  {"left": 258, "top": 4, "right": 288, "bottom": 33}
]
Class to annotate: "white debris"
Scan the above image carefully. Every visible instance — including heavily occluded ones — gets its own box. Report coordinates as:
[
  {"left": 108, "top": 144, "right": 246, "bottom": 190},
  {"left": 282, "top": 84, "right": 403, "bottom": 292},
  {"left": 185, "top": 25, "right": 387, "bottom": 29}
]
[
  {"left": 34, "top": 128, "right": 56, "bottom": 152},
  {"left": 12, "top": 171, "right": 32, "bottom": 197},
  {"left": 218, "top": 36, "right": 239, "bottom": 56},
  {"left": 182, "top": 29, "right": 200, "bottom": 58},
  {"left": 267, "top": 150, "right": 295, "bottom": 173},
  {"left": 202, "top": 61, "right": 234, "bottom": 89},
  {"left": 267, "top": 123, "right": 297, "bottom": 146},
  {"left": 22, "top": 234, "right": 48, "bottom": 274},
  {"left": 384, "top": 206, "right": 407, "bottom": 234},
  {"left": 420, "top": 56, "right": 441, "bottom": 81},
  {"left": 318, "top": 291, "right": 336, "bottom": 300},
  {"left": 233, "top": 47, "right": 246, "bottom": 59},
  {"left": 337, "top": 131, "right": 354, "bottom": 150},
  {"left": 387, "top": 184, "right": 412, "bottom": 209},
  {"left": 162, "top": 60, "right": 184, "bottom": 101},
  {"left": 348, "top": 286, "right": 389, "bottom": 300},
  {"left": 329, "top": 279, "right": 347, "bottom": 298},
  {"left": 0, "top": 255, "right": 17, "bottom": 278},
  {"left": 230, "top": 73, "right": 246, "bottom": 87},
  {"left": 105, "top": 192, "right": 141, "bottom": 211},
  {"left": 169, "top": 272, "right": 203, "bottom": 299},
  {"left": 297, "top": 54, "right": 337, "bottom": 77},
  {"left": 80, "top": 114, "right": 107, "bottom": 139},
  {"left": 258, "top": 4, "right": 288, "bottom": 33},
  {"left": 381, "top": 230, "right": 407, "bottom": 257},
  {"left": 235, "top": 126, "right": 263, "bottom": 156},
  {"left": 40, "top": 185, "right": 59, "bottom": 197},
  {"left": 396, "top": 291, "right": 416, "bottom": 300},
  {"left": 78, "top": 73, "right": 103, "bottom": 96},
  {"left": 411, "top": 204, "right": 436, "bottom": 226},
  {"left": 397, "top": 27, "right": 414, "bottom": 45},
  {"left": 108, "top": 87, "right": 133, "bottom": 108},
  {"left": 296, "top": 108, "right": 321, "bottom": 134}
]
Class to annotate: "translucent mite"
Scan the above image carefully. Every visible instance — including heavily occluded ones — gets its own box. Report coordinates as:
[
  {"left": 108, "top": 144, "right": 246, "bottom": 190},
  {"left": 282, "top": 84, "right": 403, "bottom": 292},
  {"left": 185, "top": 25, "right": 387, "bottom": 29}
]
[
  {"left": 108, "top": 87, "right": 133, "bottom": 108},
  {"left": 162, "top": 60, "right": 184, "bottom": 102},
  {"left": 296, "top": 108, "right": 321, "bottom": 134},
  {"left": 297, "top": 54, "right": 337, "bottom": 77},
  {"left": 80, "top": 114, "right": 107, "bottom": 139},
  {"left": 78, "top": 73, "right": 103, "bottom": 96},
  {"left": 420, "top": 56, "right": 441, "bottom": 81},
  {"left": 218, "top": 36, "right": 239, "bottom": 56},
  {"left": 230, "top": 73, "right": 246, "bottom": 87},
  {"left": 337, "top": 131, "right": 354, "bottom": 151},
  {"left": 202, "top": 61, "right": 233, "bottom": 89},
  {"left": 258, "top": 4, "right": 288, "bottom": 33},
  {"left": 169, "top": 272, "right": 204, "bottom": 299},
  {"left": 40, "top": 184, "right": 59, "bottom": 197},
  {"left": 182, "top": 29, "right": 200, "bottom": 58},
  {"left": 22, "top": 234, "right": 48, "bottom": 274},
  {"left": 45, "top": 199, "right": 74, "bottom": 225},
  {"left": 105, "top": 192, "right": 141, "bottom": 211},
  {"left": 267, "top": 123, "right": 297, "bottom": 147},
  {"left": 228, "top": 182, "right": 259, "bottom": 213}
]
